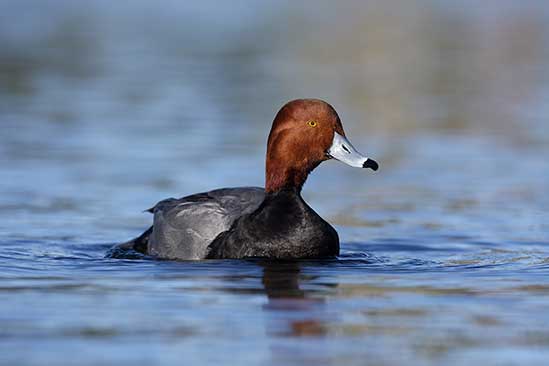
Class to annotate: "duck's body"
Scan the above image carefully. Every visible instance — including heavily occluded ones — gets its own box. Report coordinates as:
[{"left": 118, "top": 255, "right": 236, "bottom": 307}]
[
  {"left": 111, "top": 186, "right": 339, "bottom": 260},
  {"left": 108, "top": 99, "right": 377, "bottom": 260}
]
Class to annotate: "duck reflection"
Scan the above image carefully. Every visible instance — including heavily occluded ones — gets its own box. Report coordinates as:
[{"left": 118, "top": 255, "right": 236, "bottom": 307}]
[
  {"left": 258, "top": 260, "right": 337, "bottom": 337},
  {"left": 261, "top": 261, "right": 305, "bottom": 300}
]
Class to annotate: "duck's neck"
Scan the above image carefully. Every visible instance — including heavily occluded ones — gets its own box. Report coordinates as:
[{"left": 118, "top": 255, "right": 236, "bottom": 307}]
[
  {"left": 265, "top": 160, "right": 319, "bottom": 194},
  {"left": 264, "top": 186, "right": 302, "bottom": 200},
  {"left": 258, "top": 187, "right": 312, "bottom": 227}
]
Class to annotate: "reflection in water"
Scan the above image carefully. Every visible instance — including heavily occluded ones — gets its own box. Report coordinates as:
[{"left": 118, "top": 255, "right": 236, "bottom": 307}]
[
  {"left": 261, "top": 261, "right": 306, "bottom": 300},
  {"left": 260, "top": 261, "right": 329, "bottom": 337},
  {"left": 258, "top": 261, "right": 335, "bottom": 365}
]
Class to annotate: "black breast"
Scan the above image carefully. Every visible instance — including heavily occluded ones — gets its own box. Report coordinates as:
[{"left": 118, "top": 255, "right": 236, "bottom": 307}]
[{"left": 206, "top": 188, "right": 339, "bottom": 259}]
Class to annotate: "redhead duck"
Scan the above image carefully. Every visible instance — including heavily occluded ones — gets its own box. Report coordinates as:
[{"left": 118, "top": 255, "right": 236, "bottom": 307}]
[{"left": 109, "top": 99, "right": 378, "bottom": 260}]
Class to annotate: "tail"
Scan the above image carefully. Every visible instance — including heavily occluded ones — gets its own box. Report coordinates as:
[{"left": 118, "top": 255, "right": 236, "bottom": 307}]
[{"left": 105, "top": 226, "right": 153, "bottom": 259}]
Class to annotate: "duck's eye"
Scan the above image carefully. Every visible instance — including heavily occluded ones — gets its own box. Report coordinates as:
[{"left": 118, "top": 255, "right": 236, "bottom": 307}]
[{"left": 307, "top": 120, "right": 318, "bottom": 127}]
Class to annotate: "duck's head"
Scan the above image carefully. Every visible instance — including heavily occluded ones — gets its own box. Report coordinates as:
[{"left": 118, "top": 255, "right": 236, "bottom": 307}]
[{"left": 266, "top": 99, "right": 378, "bottom": 193}]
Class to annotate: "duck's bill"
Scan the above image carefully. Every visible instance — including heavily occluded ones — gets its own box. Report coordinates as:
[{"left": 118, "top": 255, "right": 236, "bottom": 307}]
[{"left": 327, "top": 132, "right": 379, "bottom": 171}]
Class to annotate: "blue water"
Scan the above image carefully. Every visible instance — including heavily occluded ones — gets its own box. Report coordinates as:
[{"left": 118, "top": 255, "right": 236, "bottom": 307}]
[{"left": 1, "top": 1, "right": 549, "bottom": 365}]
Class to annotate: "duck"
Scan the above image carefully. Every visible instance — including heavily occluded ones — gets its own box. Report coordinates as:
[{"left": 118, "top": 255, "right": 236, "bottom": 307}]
[{"left": 108, "top": 99, "right": 378, "bottom": 260}]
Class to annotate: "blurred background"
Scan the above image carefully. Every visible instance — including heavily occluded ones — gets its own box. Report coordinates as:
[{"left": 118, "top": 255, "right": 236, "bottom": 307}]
[
  {"left": 1, "top": 0, "right": 548, "bottom": 239},
  {"left": 1, "top": 1, "right": 548, "bottom": 365},
  {"left": 0, "top": 0, "right": 548, "bottom": 239}
]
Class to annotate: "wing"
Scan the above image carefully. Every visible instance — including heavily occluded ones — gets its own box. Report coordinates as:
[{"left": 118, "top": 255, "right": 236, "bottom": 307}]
[{"left": 148, "top": 187, "right": 265, "bottom": 260}]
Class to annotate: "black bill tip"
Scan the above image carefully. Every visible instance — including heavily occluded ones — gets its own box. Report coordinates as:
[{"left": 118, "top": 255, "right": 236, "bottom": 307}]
[{"left": 363, "top": 158, "right": 379, "bottom": 171}]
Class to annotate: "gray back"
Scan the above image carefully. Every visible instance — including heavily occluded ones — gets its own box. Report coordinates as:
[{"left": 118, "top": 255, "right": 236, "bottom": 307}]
[{"left": 148, "top": 187, "right": 265, "bottom": 260}]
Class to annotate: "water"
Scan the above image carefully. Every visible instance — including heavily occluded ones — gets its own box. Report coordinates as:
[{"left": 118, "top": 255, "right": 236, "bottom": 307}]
[{"left": 1, "top": 1, "right": 549, "bottom": 365}]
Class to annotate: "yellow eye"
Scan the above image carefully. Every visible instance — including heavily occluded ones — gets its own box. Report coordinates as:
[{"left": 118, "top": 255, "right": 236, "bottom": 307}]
[{"left": 307, "top": 120, "right": 318, "bottom": 127}]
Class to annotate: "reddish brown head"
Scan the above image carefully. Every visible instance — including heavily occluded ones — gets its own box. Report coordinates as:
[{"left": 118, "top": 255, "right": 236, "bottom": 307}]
[{"left": 265, "top": 99, "right": 378, "bottom": 193}]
